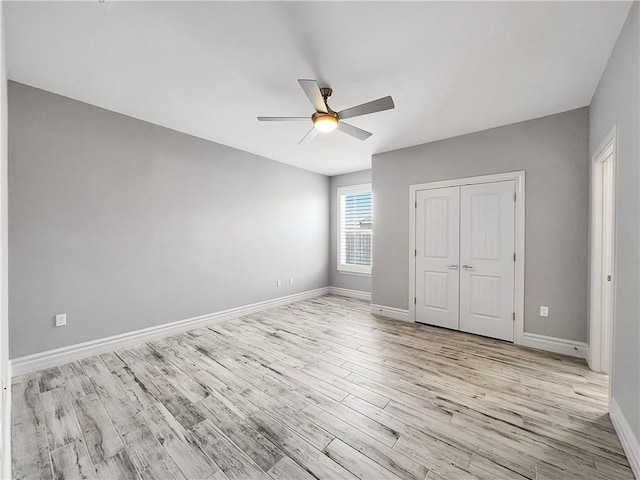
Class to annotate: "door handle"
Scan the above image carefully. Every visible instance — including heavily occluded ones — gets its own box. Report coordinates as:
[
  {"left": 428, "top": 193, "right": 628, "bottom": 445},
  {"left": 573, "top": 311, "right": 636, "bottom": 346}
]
[
  {"left": 445, "top": 264, "right": 458, "bottom": 269},
  {"left": 462, "top": 264, "right": 474, "bottom": 270}
]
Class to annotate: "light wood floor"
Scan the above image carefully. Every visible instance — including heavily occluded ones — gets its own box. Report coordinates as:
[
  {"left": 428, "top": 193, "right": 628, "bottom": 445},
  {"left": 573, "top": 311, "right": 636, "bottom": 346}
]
[{"left": 12, "top": 295, "right": 634, "bottom": 480}]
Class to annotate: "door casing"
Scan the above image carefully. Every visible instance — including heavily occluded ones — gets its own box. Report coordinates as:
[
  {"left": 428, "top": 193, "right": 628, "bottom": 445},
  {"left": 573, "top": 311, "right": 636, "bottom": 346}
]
[
  {"left": 409, "top": 171, "right": 525, "bottom": 344},
  {"left": 588, "top": 125, "right": 617, "bottom": 376}
]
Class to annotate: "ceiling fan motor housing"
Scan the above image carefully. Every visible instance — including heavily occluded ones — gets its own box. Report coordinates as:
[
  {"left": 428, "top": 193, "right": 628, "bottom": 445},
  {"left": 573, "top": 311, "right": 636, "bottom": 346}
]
[
  {"left": 319, "top": 87, "right": 333, "bottom": 100},
  {"left": 312, "top": 110, "right": 339, "bottom": 132}
]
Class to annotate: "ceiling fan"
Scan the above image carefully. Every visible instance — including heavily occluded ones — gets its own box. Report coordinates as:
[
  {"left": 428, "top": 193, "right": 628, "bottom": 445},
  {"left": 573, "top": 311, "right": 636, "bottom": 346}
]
[{"left": 257, "top": 79, "right": 395, "bottom": 145}]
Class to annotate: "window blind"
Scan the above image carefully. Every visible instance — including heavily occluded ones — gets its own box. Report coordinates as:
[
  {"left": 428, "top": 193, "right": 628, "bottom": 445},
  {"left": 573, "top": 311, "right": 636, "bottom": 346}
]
[{"left": 339, "top": 190, "right": 373, "bottom": 268}]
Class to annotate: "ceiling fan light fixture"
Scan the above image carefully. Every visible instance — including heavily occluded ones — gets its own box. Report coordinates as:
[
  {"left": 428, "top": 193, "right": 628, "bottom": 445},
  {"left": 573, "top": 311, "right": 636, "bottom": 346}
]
[
  {"left": 257, "top": 80, "right": 394, "bottom": 144},
  {"left": 312, "top": 112, "right": 338, "bottom": 133}
]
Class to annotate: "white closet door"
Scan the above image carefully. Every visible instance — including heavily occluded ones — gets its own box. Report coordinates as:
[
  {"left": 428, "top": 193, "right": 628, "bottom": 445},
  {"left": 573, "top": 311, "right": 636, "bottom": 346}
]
[
  {"left": 415, "top": 187, "right": 460, "bottom": 329},
  {"left": 459, "top": 181, "right": 515, "bottom": 341}
]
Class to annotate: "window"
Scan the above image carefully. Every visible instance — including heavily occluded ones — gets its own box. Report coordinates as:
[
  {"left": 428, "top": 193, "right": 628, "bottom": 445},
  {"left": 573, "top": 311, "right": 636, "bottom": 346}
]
[{"left": 337, "top": 184, "right": 372, "bottom": 275}]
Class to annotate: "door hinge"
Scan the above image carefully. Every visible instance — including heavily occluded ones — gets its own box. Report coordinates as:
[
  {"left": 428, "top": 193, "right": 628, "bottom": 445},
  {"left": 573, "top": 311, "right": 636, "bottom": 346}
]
[
  {"left": 513, "top": 253, "right": 516, "bottom": 262},
  {"left": 513, "top": 312, "right": 516, "bottom": 321},
  {"left": 514, "top": 192, "right": 517, "bottom": 202},
  {"left": 414, "top": 249, "right": 417, "bottom": 257},
  {"left": 414, "top": 297, "right": 417, "bottom": 305},
  {"left": 415, "top": 200, "right": 417, "bottom": 208}
]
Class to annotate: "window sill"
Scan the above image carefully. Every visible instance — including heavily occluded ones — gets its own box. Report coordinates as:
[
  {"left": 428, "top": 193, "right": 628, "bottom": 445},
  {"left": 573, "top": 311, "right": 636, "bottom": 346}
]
[{"left": 337, "top": 270, "right": 371, "bottom": 278}]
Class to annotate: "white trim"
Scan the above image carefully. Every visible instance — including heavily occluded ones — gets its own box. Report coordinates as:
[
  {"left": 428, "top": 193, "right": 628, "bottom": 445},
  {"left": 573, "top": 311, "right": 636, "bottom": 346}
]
[
  {"left": 584, "top": 348, "right": 592, "bottom": 369},
  {"left": 0, "top": 364, "right": 10, "bottom": 480},
  {"left": 336, "top": 183, "right": 373, "bottom": 276},
  {"left": 589, "top": 125, "right": 618, "bottom": 374},
  {"left": 10, "top": 287, "right": 329, "bottom": 377},
  {"left": 370, "top": 304, "right": 412, "bottom": 322},
  {"left": 337, "top": 270, "right": 371, "bottom": 278},
  {"left": 408, "top": 171, "right": 526, "bottom": 344},
  {"left": 610, "top": 397, "right": 640, "bottom": 479},
  {"left": 328, "top": 287, "right": 371, "bottom": 301},
  {"left": 521, "top": 332, "right": 588, "bottom": 359}
]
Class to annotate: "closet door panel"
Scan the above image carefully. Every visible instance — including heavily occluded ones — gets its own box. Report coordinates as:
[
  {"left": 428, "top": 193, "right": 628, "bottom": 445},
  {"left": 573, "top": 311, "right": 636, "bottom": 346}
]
[
  {"left": 415, "top": 187, "right": 460, "bottom": 329},
  {"left": 459, "top": 181, "right": 515, "bottom": 341}
]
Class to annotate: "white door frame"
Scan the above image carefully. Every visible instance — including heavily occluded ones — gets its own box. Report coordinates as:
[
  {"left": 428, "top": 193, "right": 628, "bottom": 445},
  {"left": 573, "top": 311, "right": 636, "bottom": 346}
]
[
  {"left": 588, "top": 126, "right": 617, "bottom": 374},
  {"left": 409, "top": 171, "right": 526, "bottom": 344}
]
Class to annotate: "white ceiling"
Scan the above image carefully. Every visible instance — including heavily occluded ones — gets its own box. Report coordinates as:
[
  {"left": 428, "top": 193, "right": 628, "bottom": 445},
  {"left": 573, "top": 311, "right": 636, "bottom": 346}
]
[{"left": 4, "top": 1, "right": 632, "bottom": 176}]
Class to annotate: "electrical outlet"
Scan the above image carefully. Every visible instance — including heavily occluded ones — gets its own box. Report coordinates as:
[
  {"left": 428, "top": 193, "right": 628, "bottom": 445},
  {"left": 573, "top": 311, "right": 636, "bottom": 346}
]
[
  {"left": 276, "top": 280, "right": 281, "bottom": 287},
  {"left": 539, "top": 306, "right": 549, "bottom": 317},
  {"left": 55, "top": 313, "right": 67, "bottom": 327},
  {"left": 289, "top": 276, "right": 294, "bottom": 285}
]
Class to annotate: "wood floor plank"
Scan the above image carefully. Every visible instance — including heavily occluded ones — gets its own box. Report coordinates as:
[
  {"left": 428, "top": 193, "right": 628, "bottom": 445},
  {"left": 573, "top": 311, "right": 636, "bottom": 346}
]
[
  {"left": 100, "top": 352, "right": 127, "bottom": 371},
  {"left": 237, "top": 321, "right": 351, "bottom": 376},
  {"left": 345, "top": 373, "right": 455, "bottom": 423},
  {"left": 139, "top": 459, "right": 186, "bottom": 480},
  {"left": 59, "top": 362, "right": 96, "bottom": 399},
  {"left": 80, "top": 356, "right": 166, "bottom": 474},
  {"left": 301, "top": 391, "right": 401, "bottom": 448},
  {"left": 450, "top": 409, "right": 597, "bottom": 472},
  {"left": 37, "top": 367, "right": 65, "bottom": 393},
  {"left": 197, "top": 394, "right": 285, "bottom": 471},
  {"left": 40, "top": 386, "right": 83, "bottom": 450},
  {"left": 393, "top": 431, "right": 475, "bottom": 477},
  {"left": 11, "top": 296, "right": 634, "bottom": 480},
  {"left": 266, "top": 456, "right": 316, "bottom": 480},
  {"left": 72, "top": 392, "right": 124, "bottom": 464},
  {"left": 424, "top": 465, "right": 481, "bottom": 480},
  {"left": 593, "top": 453, "right": 636, "bottom": 480},
  {"left": 522, "top": 416, "right": 627, "bottom": 462},
  {"left": 80, "top": 355, "right": 141, "bottom": 431},
  {"left": 136, "top": 344, "right": 210, "bottom": 403},
  {"left": 247, "top": 409, "right": 359, "bottom": 480},
  {"left": 234, "top": 390, "right": 335, "bottom": 451},
  {"left": 118, "top": 419, "right": 169, "bottom": 476},
  {"left": 93, "top": 449, "right": 141, "bottom": 480},
  {"left": 190, "top": 419, "right": 271, "bottom": 480},
  {"left": 11, "top": 376, "right": 54, "bottom": 480},
  {"left": 301, "top": 365, "right": 391, "bottom": 408},
  {"left": 324, "top": 438, "right": 404, "bottom": 480},
  {"left": 141, "top": 402, "right": 217, "bottom": 479},
  {"left": 130, "top": 366, "right": 206, "bottom": 429},
  {"left": 535, "top": 460, "right": 615, "bottom": 480},
  {"left": 109, "top": 365, "right": 159, "bottom": 411},
  {"left": 467, "top": 453, "right": 529, "bottom": 480},
  {"left": 50, "top": 438, "right": 97, "bottom": 480},
  {"left": 301, "top": 403, "right": 428, "bottom": 480}
]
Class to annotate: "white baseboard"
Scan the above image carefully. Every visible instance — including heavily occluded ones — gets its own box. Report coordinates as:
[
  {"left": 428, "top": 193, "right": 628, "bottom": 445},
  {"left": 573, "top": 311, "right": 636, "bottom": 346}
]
[
  {"left": 1, "top": 363, "right": 11, "bottom": 480},
  {"left": 370, "top": 304, "right": 412, "bottom": 323},
  {"left": 328, "top": 287, "right": 371, "bottom": 301},
  {"left": 10, "top": 287, "right": 330, "bottom": 377},
  {"left": 610, "top": 397, "right": 640, "bottom": 479},
  {"left": 521, "top": 332, "right": 588, "bottom": 358},
  {"left": 585, "top": 347, "right": 593, "bottom": 370}
]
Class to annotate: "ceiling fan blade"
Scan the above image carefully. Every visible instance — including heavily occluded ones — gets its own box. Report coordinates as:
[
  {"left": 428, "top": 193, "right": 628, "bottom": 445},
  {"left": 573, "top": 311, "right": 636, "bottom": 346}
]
[
  {"left": 298, "top": 127, "right": 319, "bottom": 145},
  {"left": 338, "top": 96, "right": 394, "bottom": 120},
  {"left": 257, "top": 116, "right": 309, "bottom": 122},
  {"left": 298, "top": 79, "right": 328, "bottom": 113},
  {"left": 337, "top": 122, "right": 372, "bottom": 141}
]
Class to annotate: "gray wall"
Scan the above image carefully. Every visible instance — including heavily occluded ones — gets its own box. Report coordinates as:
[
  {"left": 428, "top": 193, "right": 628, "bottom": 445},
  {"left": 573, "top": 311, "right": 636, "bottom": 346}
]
[
  {"left": 329, "top": 169, "right": 372, "bottom": 293},
  {"left": 590, "top": 3, "right": 639, "bottom": 444},
  {"left": 0, "top": 7, "right": 10, "bottom": 478},
  {"left": 372, "top": 107, "right": 590, "bottom": 342},
  {"left": 8, "top": 82, "right": 330, "bottom": 358}
]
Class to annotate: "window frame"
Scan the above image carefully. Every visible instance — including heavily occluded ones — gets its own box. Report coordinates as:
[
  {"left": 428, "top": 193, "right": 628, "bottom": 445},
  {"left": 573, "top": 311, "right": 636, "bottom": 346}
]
[{"left": 336, "top": 183, "right": 373, "bottom": 276}]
